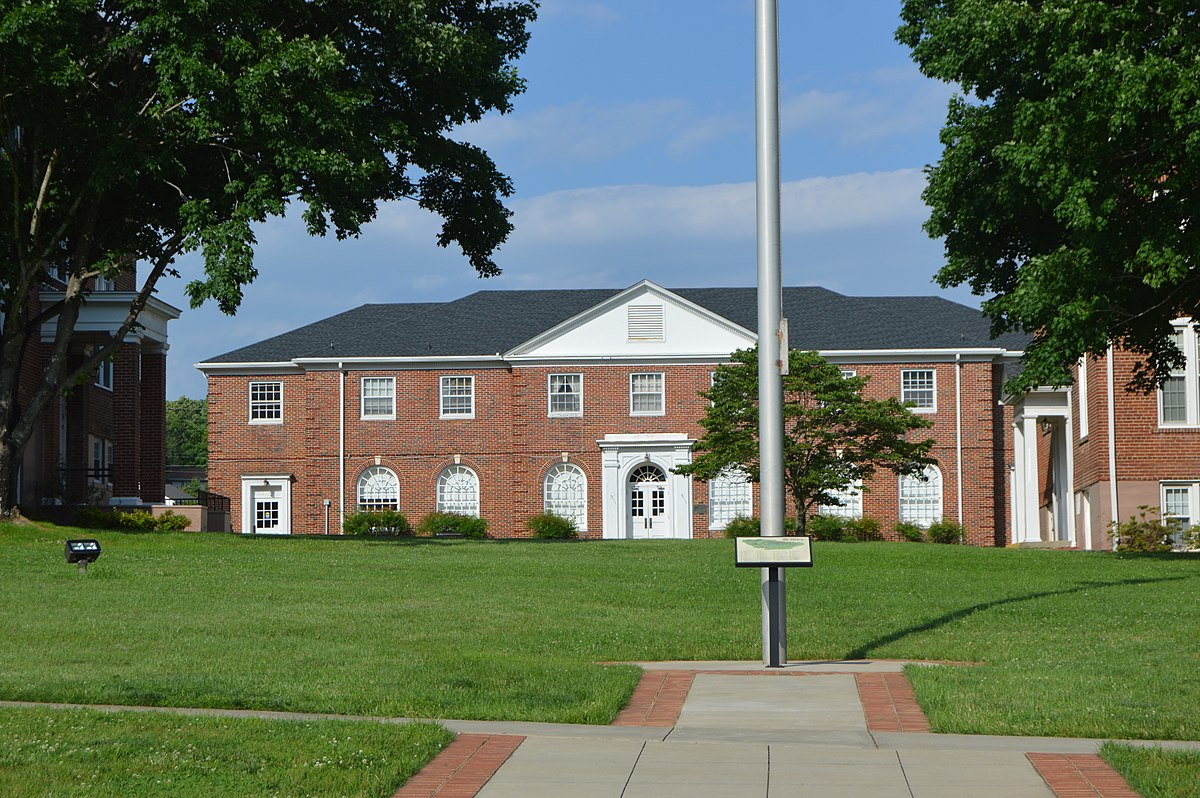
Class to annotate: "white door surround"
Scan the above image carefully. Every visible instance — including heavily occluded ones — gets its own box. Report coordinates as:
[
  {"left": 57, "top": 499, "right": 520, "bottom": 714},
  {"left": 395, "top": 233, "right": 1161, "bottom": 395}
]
[
  {"left": 599, "top": 433, "right": 694, "bottom": 539},
  {"left": 241, "top": 475, "right": 292, "bottom": 535},
  {"left": 1010, "top": 390, "right": 1076, "bottom": 546}
]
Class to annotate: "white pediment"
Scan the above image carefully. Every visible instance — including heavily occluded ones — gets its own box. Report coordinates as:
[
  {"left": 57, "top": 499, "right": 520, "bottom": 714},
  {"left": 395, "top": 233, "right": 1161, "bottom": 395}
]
[{"left": 507, "top": 281, "right": 756, "bottom": 360}]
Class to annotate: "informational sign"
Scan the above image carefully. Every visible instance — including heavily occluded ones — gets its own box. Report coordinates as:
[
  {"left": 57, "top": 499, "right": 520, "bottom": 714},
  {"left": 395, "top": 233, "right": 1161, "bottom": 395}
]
[{"left": 734, "top": 536, "right": 813, "bottom": 567}]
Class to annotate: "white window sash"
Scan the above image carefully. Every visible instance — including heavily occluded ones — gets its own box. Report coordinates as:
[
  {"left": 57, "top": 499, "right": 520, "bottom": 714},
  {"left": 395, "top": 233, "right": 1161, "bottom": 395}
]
[
  {"left": 248, "top": 381, "right": 283, "bottom": 424},
  {"left": 548, "top": 374, "right": 582, "bottom": 417},
  {"left": 629, "top": 373, "right": 665, "bottom": 416},
  {"left": 440, "top": 376, "right": 475, "bottom": 418},
  {"left": 361, "top": 377, "right": 396, "bottom": 420}
]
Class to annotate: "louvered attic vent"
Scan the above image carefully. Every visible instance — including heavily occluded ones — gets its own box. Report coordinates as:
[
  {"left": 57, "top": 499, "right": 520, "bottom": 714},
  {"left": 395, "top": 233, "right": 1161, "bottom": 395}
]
[{"left": 628, "top": 304, "right": 664, "bottom": 341}]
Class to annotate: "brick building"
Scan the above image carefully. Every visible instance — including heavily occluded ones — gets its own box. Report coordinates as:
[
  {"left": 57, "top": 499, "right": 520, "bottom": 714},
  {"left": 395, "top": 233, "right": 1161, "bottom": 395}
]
[
  {"left": 17, "top": 271, "right": 180, "bottom": 508},
  {"left": 1010, "top": 327, "right": 1200, "bottom": 549},
  {"left": 199, "top": 281, "right": 1044, "bottom": 545}
]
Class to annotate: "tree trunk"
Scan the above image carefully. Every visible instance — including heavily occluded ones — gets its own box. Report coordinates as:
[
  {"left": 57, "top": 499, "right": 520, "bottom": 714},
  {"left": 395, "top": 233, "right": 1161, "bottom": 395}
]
[{"left": 0, "top": 436, "right": 19, "bottom": 516}]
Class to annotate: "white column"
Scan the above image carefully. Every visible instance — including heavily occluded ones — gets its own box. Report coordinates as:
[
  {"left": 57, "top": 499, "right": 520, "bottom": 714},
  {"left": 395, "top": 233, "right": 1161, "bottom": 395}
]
[
  {"left": 1012, "top": 419, "right": 1026, "bottom": 542},
  {"left": 1022, "top": 415, "right": 1042, "bottom": 542}
]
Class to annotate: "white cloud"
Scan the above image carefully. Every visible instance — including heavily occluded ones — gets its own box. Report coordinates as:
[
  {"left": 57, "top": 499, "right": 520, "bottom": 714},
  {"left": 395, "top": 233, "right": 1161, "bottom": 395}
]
[
  {"left": 781, "top": 69, "right": 954, "bottom": 147},
  {"left": 504, "top": 169, "right": 928, "bottom": 243}
]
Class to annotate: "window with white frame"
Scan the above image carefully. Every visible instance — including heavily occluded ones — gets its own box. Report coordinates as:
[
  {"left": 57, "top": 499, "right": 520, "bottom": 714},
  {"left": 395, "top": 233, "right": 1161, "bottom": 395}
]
[
  {"left": 544, "top": 463, "right": 587, "bottom": 530},
  {"left": 709, "top": 469, "right": 753, "bottom": 529},
  {"left": 440, "top": 376, "right": 474, "bottom": 418},
  {"left": 249, "top": 381, "right": 282, "bottom": 424},
  {"left": 88, "top": 435, "right": 113, "bottom": 485},
  {"left": 1161, "top": 482, "right": 1198, "bottom": 546},
  {"left": 95, "top": 358, "right": 114, "bottom": 391},
  {"left": 899, "top": 465, "right": 942, "bottom": 528},
  {"left": 901, "top": 369, "right": 936, "bottom": 411},
  {"left": 361, "top": 377, "right": 395, "bottom": 419},
  {"left": 94, "top": 275, "right": 115, "bottom": 291},
  {"left": 840, "top": 369, "right": 857, "bottom": 379},
  {"left": 437, "top": 465, "right": 479, "bottom": 516},
  {"left": 357, "top": 466, "right": 399, "bottom": 511},
  {"left": 630, "top": 372, "right": 664, "bottom": 416},
  {"left": 1159, "top": 322, "right": 1200, "bottom": 426},
  {"left": 548, "top": 374, "right": 582, "bottom": 417},
  {"left": 820, "top": 479, "right": 863, "bottom": 519}
]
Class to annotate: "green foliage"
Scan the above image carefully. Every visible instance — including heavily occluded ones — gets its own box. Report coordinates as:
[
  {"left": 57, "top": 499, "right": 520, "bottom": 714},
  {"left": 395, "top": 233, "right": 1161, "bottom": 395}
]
[
  {"left": 926, "top": 519, "right": 964, "bottom": 545},
  {"left": 526, "top": 513, "right": 578, "bottom": 539},
  {"left": 678, "top": 347, "right": 936, "bottom": 535},
  {"left": 343, "top": 510, "right": 412, "bottom": 537},
  {"left": 845, "top": 516, "right": 883, "bottom": 542},
  {"left": 806, "top": 514, "right": 848, "bottom": 541},
  {"left": 895, "top": 521, "right": 925, "bottom": 543},
  {"left": 73, "top": 506, "right": 119, "bottom": 530},
  {"left": 417, "top": 512, "right": 488, "bottom": 539},
  {"left": 897, "top": 2, "right": 1200, "bottom": 390},
  {"left": 1113, "top": 507, "right": 1176, "bottom": 553},
  {"left": 722, "top": 516, "right": 797, "bottom": 538},
  {"left": 154, "top": 510, "right": 192, "bottom": 532},
  {"left": 0, "top": 0, "right": 537, "bottom": 510},
  {"left": 166, "top": 398, "right": 208, "bottom": 467},
  {"left": 808, "top": 515, "right": 884, "bottom": 542},
  {"left": 1101, "top": 743, "right": 1200, "bottom": 798}
]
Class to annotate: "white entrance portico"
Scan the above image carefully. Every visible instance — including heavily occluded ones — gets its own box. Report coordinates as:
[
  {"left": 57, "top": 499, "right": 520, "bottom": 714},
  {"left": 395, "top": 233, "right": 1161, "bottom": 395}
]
[
  {"left": 599, "top": 433, "right": 695, "bottom": 539},
  {"left": 1010, "top": 388, "right": 1076, "bottom": 546}
]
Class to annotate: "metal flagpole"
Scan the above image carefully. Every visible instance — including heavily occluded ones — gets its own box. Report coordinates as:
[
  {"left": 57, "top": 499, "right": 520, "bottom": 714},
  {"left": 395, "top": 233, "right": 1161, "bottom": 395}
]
[{"left": 755, "top": 0, "right": 787, "bottom": 667}]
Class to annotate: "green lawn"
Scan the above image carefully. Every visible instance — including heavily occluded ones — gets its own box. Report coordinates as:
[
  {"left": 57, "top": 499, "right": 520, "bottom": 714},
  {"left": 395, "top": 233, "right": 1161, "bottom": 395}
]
[
  {"left": 2, "top": 522, "right": 1198, "bottom": 741},
  {"left": 1102, "top": 744, "right": 1200, "bottom": 798},
  {"left": 0, "top": 705, "right": 450, "bottom": 797}
]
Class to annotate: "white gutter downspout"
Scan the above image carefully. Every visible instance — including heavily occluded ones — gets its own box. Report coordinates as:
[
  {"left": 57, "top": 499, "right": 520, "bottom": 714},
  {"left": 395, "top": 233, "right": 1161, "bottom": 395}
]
[
  {"left": 1106, "top": 347, "right": 1118, "bottom": 549},
  {"left": 955, "top": 354, "right": 964, "bottom": 535},
  {"left": 339, "top": 363, "right": 346, "bottom": 535}
]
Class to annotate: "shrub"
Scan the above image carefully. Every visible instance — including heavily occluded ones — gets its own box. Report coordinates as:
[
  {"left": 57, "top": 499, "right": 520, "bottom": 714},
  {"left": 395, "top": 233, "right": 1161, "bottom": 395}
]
[
  {"left": 723, "top": 516, "right": 760, "bottom": 538},
  {"left": 1113, "top": 507, "right": 1175, "bottom": 553},
  {"left": 895, "top": 521, "right": 924, "bottom": 542},
  {"left": 115, "top": 509, "right": 159, "bottom": 531},
  {"left": 343, "top": 510, "right": 412, "bottom": 537},
  {"left": 845, "top": 516, "right": 883, "bottom": 542},
  {"left": 417, "top": 512, "right": 487, "bottom": 539},
  {"left": 926, "top": 518, "right": 964, "bottom": 544},
  {"left": 807, "top": 514, "right": 849, "bottom": 541},
  {"left": 154, "top": 510, "right": 192, "bottom": 532},
  {"left": 526, "top": 512, "right": 578, "bottom": 539},
  {"left": 74, "top": 506, "right": 120, "bottom": 530}
]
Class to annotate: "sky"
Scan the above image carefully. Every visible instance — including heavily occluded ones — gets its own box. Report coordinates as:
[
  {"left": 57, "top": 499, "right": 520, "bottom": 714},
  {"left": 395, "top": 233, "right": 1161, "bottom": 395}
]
[{"left": 160, "top": 0, "right": 969, "bottom": 399}]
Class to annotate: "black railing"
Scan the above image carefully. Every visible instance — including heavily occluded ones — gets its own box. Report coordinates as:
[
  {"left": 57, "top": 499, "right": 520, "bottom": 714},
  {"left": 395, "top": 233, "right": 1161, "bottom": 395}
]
[{"left": 171, "top": 490, "right": 230, "bottom": 513}]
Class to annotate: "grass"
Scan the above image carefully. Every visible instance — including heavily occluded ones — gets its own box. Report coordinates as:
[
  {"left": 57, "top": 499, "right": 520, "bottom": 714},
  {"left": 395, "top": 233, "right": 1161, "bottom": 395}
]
[
  {"left": 1101, "top": 743, "right": 1200, "bottom": 798},
  {"left": 0, "top": 705, "right": 451, "bottom": 797},
  {"left": 1, "top": 522, "right": 1199, "bottom": 741}
]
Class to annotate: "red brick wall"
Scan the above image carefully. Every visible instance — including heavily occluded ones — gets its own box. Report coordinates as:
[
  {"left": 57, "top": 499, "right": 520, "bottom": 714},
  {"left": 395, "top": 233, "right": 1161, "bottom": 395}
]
[{"left": 209, "top": 357, "right": 1011, "bottom": 544}]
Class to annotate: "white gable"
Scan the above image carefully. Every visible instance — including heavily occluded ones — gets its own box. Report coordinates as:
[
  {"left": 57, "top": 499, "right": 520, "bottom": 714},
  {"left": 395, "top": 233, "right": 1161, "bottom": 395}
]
[{"left": 508, "top": 282, "right": 755, "bottom": 360}]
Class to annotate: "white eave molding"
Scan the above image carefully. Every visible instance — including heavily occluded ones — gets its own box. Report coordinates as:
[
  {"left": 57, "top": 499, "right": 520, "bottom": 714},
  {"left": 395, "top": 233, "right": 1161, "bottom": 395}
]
[{"left": 39, "top": 291, "right": 182, "bottom": 345}]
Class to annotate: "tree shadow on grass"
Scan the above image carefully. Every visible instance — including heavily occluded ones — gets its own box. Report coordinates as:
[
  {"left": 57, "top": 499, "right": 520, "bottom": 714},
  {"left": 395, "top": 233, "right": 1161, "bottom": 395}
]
[{"left": 844, "top": 574, "right": 1197, "bottom": 660}]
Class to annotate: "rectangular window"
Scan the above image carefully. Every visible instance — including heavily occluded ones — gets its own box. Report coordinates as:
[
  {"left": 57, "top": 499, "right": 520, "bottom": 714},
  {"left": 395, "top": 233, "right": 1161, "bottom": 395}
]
[
  {"left": 94, "top": 275, "right": 115, "bottom": 291},
  {"left": 249, "top": 381, "right": 283, "bottom": 424},
  {"left": 95, "top": 359, "right": 114, "bottom": 391},
  {"left": 1159, "top": 324, "right": 1200, "bottom": 426},
  {"left": 630, "top": 372, "right": 664, "bottom": 416},
  {"left": 440, "top": 376, "right": 475, "bottom": 418},
  {"left": 88, "top": 435, "right": 112, "bottom": 485},
  {"left": 548, "top": 374, "right": 582, "bottom": 417},
  {"left": 1161, "top": 482, "right": 1198, "bottom": 547},
  {"left": 361, "top": 377, "right": 395, "bottom": 419},
  {"left": 901, "top": 369, "right": 936, "bottom": 412}
]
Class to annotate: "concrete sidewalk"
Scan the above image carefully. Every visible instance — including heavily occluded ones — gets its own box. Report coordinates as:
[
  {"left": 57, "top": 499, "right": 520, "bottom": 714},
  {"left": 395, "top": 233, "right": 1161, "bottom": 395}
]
[{"left": 429, "top": 661, "right": 1158, "bottom": 798}]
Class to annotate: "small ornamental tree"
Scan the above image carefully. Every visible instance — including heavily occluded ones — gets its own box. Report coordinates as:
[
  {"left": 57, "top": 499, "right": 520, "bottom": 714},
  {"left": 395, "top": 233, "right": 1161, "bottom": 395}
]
[{"left": 676, "top": 347, "right": 937, "bottom": 535}]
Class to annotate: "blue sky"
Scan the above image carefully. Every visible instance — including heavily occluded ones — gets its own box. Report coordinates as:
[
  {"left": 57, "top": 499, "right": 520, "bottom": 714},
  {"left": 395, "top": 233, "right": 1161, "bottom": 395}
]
[{"left": 161, "top": 0, "right": 967, "bottom": 399}]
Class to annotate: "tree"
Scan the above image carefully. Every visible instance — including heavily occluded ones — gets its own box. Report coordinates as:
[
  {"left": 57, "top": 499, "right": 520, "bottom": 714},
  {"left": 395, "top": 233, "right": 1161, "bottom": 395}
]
[
  {"left": 897, "top": 1, "right": 1200, "bottom": 391},
  {"left": 0, "top": 0, "right": 536, "bottom": 511},
  {"left": 165, "top": 397, "right": 207, "bottom": 468},
  {"left": 676, "top": 348, "right": 936, "bottom": 535}
]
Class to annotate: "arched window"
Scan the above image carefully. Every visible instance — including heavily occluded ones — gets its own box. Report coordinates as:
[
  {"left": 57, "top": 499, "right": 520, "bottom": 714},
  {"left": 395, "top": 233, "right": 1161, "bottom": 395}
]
[
  {"left": 544, "top": 463, "right": 587, "bottom": 530},
  {"left": 820, "top": 480, "right": 863, "bottom": 519},
  {"left": 709, "top": 469, "right": 752, "bottom": 529},
  {"left": 437, "top": 465, "right": 480, "bottom": 516},
  {"left": 357, "top": 466, "right": 399, "bottom": 511},
  {"left": 899, "top": 466, "right": 942, "bottom": 528}
]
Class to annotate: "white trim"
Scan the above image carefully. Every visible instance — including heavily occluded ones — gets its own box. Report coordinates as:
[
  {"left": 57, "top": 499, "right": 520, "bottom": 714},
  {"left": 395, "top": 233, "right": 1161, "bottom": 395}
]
[
  {"left": 1077, "top": 356, "right": 1089, "bottom": 440},
  {"left": 547, "top": 373, "right": 583, "bottom": 417},
  {"left": 955, "top": 355, "right": 963, "bottom": 525},
  {"left": 1157, "top": 321, "right": 1200, "bottom": 428},
  {"left": 248, "top": 380, "right": 283, "bottom": 425},
  {"left": 901, "top": 368, "right": 937, "bottom": 413},
  {"left": 597, "top": 434, "right": 694, "bottom": 539},
  {"left": 241, "top": 475, "right": 292, "bottom": 535},
  {"left": 1107, "top": 346, "right": 1119, "bottom": 549}
]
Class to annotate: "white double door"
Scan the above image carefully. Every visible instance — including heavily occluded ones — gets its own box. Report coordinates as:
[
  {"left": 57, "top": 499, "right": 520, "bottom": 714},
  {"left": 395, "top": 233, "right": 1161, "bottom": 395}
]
[{"left": 627, "top": 464, "right": 670, "bottom": 539}]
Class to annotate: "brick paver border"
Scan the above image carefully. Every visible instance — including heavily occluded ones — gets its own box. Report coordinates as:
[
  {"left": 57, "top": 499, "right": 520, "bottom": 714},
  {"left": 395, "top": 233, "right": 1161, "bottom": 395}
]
[
  {"left": 1027, "top": 753, "right": 1141, "bottom": 798},
  {"left": 391, "top": 733, "right": 523, "bottom": 798},
  {"left": 612, "top": 670, "right": 695, "bottom": 726},
  {"left": 854, "top": 672, "right": 932, "bottom": 733}
]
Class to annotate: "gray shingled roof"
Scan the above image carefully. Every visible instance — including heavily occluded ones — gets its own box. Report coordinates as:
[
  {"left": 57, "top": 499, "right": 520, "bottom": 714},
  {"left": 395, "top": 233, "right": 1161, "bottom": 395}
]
[{"left": 202, "top": 286, "right": 1029, "bottom": 364}]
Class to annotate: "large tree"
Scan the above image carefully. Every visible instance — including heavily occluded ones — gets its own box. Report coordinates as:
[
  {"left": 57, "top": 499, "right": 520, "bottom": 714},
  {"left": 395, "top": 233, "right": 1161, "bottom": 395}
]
[
  {"left": 165, "top": 397, "right": 207, "bottom": 468},
  {"left": 0, "top": 0, "right": 536, "bottom": 511},
  {"left": 897, "top": 1, "right": 1200, "bottom": 391},
  {"left": 676, "top": 348, "right": 936, "bottom": 535}
]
